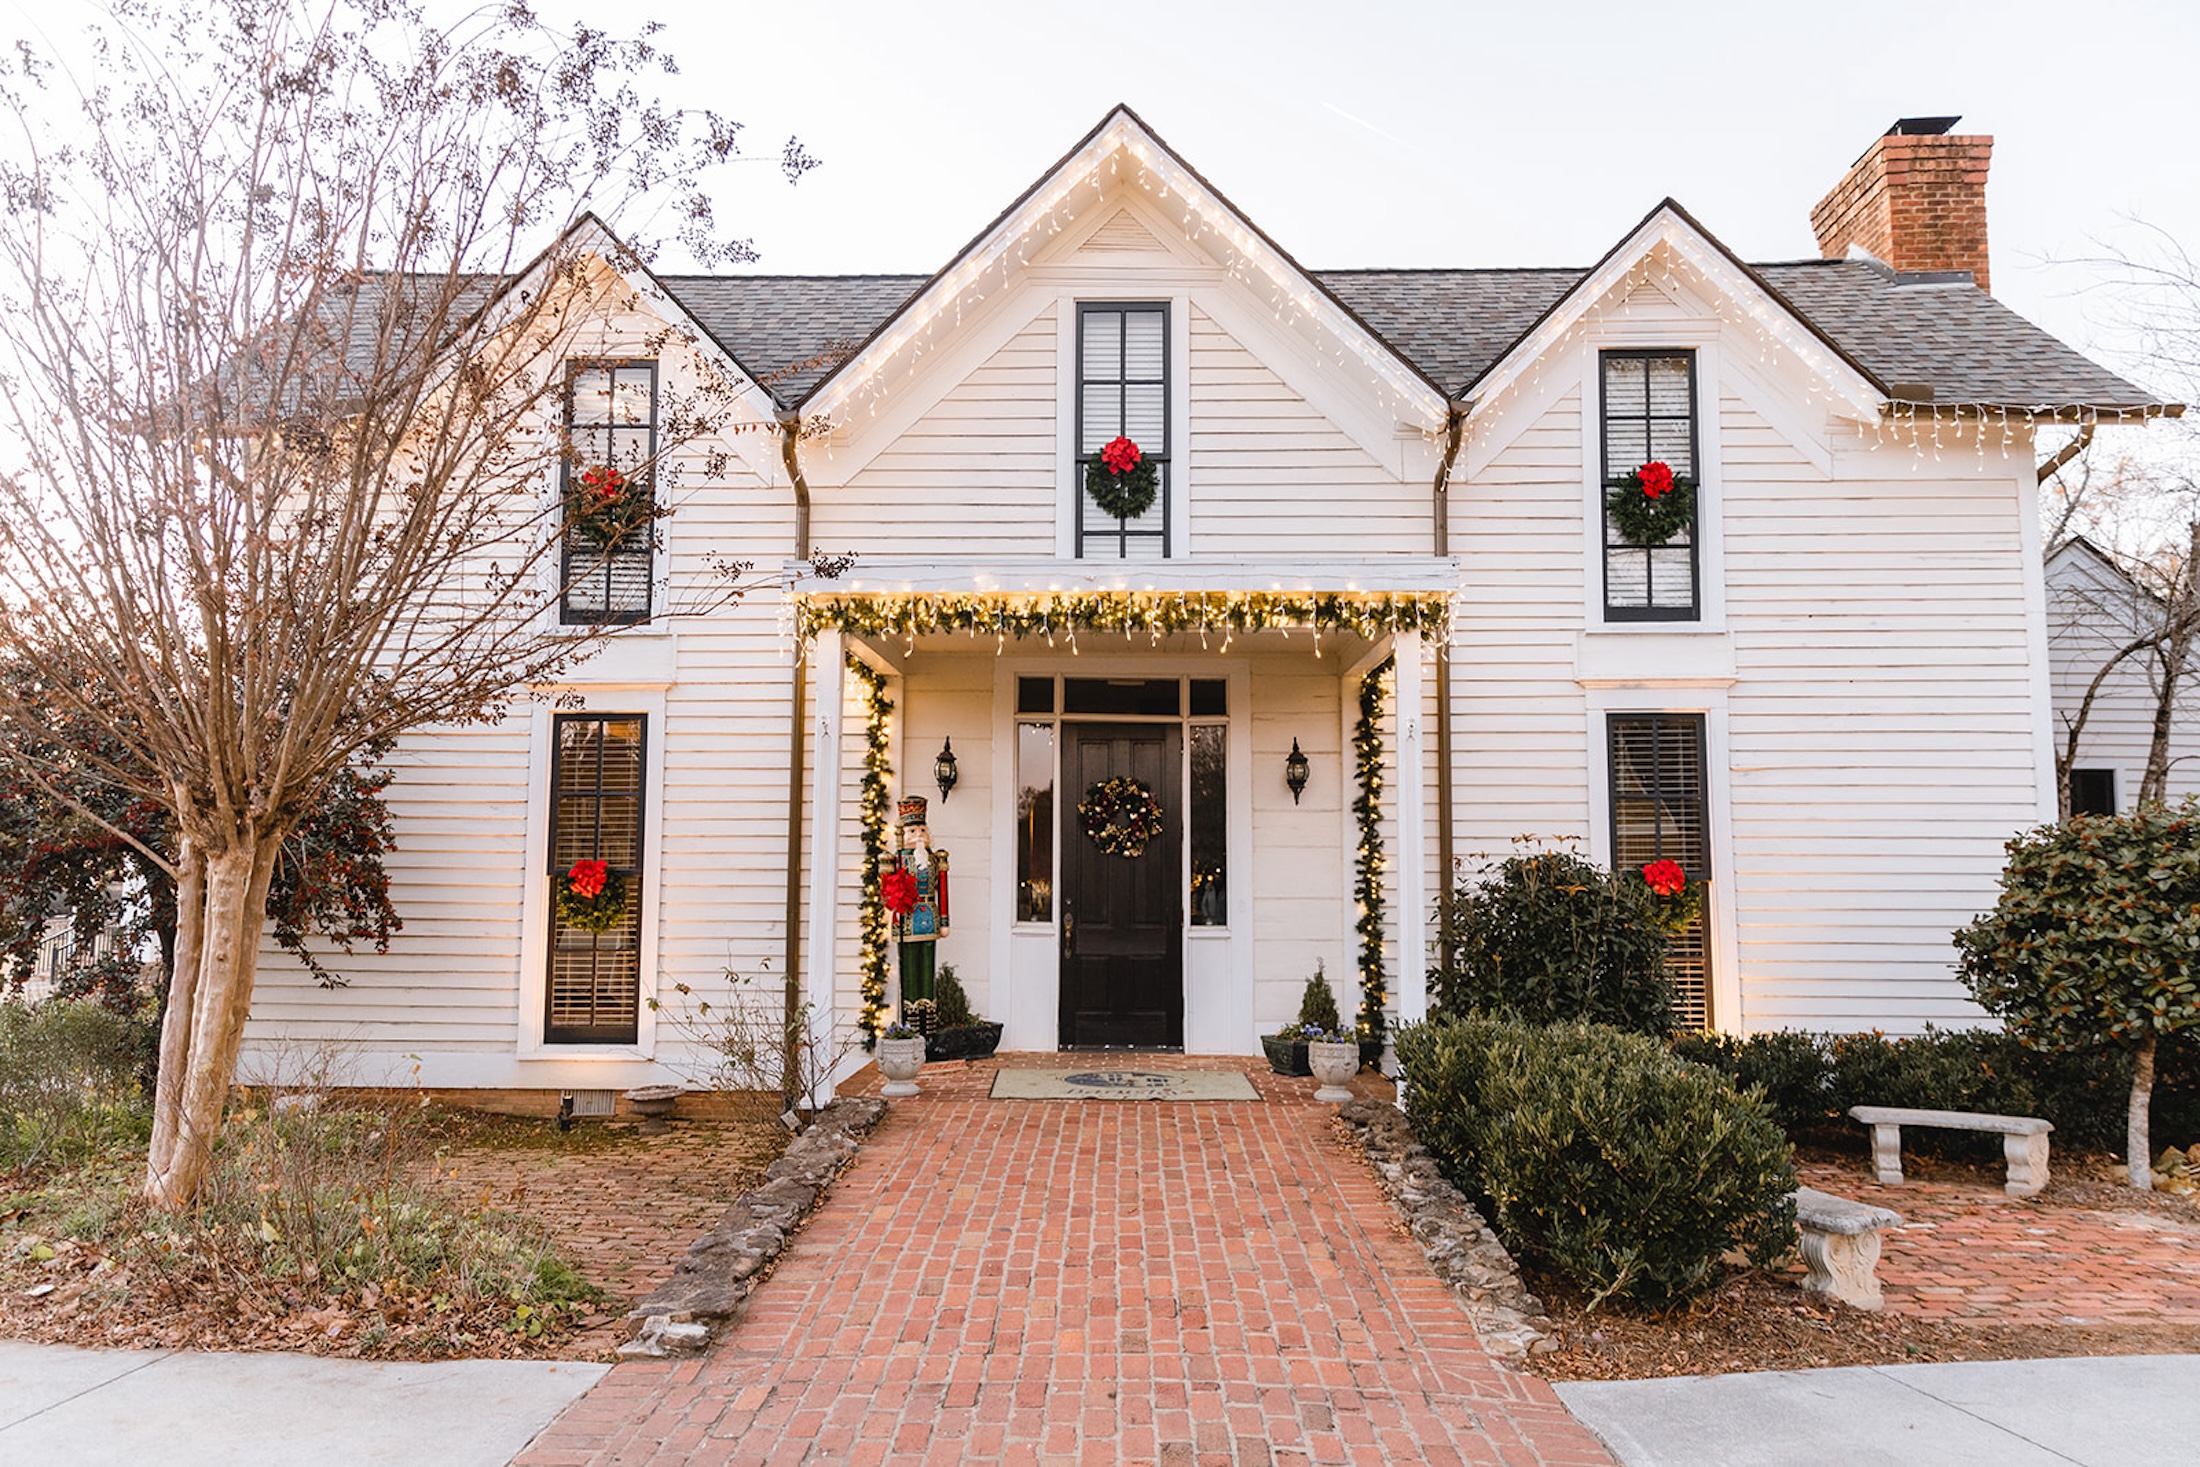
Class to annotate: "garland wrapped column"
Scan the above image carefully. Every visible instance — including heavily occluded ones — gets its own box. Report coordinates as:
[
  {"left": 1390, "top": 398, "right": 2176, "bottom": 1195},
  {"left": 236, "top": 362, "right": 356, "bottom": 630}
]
[
  {"left": 1353, "top": 657, "right": 1394, "bottom": 1042},
  {"left": 849, "top": 657, "right": 893, "bottom": 1048}
]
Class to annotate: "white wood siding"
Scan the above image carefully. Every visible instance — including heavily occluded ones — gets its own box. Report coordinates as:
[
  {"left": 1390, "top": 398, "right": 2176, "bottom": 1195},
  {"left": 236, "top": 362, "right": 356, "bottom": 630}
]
[{"left": 2046, "top": 544, "right": 2200, "bottom": 810}]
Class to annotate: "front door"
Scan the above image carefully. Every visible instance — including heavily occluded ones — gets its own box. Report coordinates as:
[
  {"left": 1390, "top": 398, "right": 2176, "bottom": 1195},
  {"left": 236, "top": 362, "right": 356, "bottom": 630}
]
[{"left": 1059, "top": 722, "right": 1183, "bottom": 1047}]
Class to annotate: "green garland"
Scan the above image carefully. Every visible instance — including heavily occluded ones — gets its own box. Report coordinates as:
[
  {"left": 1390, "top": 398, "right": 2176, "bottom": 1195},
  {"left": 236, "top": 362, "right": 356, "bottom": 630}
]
[
  {"left": 796, "top": 590, "right": 1450, "bottom": 646},
  {"left": 1353, "top": 657, "right": 1393, "bottom": 1043},
  {"left": 849, "top": 656, "right": 894, "bottom": 1049}
]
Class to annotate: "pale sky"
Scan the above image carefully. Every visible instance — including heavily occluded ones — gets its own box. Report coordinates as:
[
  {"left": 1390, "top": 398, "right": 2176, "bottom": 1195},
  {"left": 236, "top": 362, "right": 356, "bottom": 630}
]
[{"left": 525, "top": 0, "right": 2198, "bottom": 406}]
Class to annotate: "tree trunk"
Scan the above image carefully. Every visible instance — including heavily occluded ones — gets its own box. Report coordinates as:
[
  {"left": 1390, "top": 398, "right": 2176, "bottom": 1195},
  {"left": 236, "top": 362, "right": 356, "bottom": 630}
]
[
  {"left": 2138, "top": 520, "right": 2200, "bottom": 806},
  {"left": 2128, "top": 1030, "right": 2158, "bottom": 1191},
  {"left": 143, "top": 836, "right": 281, "bottom": 1209}
]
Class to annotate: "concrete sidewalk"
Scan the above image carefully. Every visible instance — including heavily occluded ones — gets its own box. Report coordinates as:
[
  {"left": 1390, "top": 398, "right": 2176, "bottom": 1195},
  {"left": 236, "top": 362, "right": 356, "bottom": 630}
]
[
  {"left": 0, "top": 1340, "right": 605, "bottom": 1467},
  {"left": 1557, "top": 1354, "right": 2200, "bottom": 1466}
]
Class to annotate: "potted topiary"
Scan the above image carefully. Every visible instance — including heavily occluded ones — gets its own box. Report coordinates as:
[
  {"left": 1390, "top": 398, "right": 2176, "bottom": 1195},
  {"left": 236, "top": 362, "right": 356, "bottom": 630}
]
[
  {"left": 924, "top": 964, "right": 1004, "bottom": 1062},
  {"left": 1263, "top": 962, "right": 1346, "bottom": 1077}
]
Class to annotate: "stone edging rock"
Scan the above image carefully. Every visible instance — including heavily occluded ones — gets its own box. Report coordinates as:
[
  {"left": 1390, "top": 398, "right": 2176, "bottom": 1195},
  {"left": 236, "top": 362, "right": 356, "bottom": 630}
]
[
  {"left": 619, "top": 1095, "right": 889, "bottom": 1358},
  {"left": 1335, "top": 1098, "right": 1555, "bottom": 1359}
]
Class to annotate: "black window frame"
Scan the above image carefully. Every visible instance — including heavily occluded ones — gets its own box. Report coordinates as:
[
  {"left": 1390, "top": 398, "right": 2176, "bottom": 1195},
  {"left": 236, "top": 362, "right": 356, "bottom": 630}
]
[
  {"left": 1600, "top": 349, "right": 1701, "bottom": 622},
  {"left": 1608, "top": 711, "right": 1712, "bottom": 1030},
  {"left": 1075, "top": 302, "right": 1171, "bottom": 559},
  {"left": 560, "top": 358, "right": 659, "bottom": 627},
  {"left": 545, "top": 712, "right": 649, "bottom": 1045}
]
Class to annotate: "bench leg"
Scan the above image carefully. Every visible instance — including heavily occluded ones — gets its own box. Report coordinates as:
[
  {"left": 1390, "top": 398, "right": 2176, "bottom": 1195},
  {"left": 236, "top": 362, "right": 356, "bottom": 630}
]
[
  {"left": 1870, "top": 1123, "right": 1904, "bottom": 1186},
  {"left": 1798, "top": 1226, "right": 1886, "bottom": 1310},
  {"left": 2004, "top": 1130, "right": 2050, "bottom": 1198}
]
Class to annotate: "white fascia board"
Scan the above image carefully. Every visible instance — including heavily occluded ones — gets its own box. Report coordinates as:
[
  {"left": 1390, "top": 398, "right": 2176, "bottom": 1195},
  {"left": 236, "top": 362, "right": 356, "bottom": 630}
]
[
  {"left": 801, "top": 114, "right": 1446, "bottom": 429},
  {"left": 1468, "top": 209, "right": 1885, "bottom": 426},
  {"left": 784, "top": 556, "right": 1464, "bottom": 598}
]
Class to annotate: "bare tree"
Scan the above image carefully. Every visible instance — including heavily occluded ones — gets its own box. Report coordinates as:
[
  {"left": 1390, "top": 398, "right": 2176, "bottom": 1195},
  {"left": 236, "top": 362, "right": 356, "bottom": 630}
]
[{"left": 0, "top": 0, "right": 805, "bottom": 1206}]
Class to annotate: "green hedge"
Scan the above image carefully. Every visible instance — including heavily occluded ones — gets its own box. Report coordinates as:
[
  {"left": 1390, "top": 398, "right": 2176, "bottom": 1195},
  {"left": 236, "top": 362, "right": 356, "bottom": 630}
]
[
  {"left": 1670, "top": 1027, "right": 2200, "bottom": 1155},
  {"left": 1396, "top": 1016, "right": 1795, "bottom": 1312},
  {"left": 0, "top": 1000, "right": 151, "bottom": 1171}
]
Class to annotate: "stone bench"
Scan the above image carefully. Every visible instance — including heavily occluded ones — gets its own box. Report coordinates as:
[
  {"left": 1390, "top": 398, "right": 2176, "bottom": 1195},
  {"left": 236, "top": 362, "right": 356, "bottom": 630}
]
[
  {"left": 1793, "top": 1186, "right": 1903, "bottom": 1310},
  {"left": 1848, "top": 1104, "right": 2053, "bottom": 1197}
]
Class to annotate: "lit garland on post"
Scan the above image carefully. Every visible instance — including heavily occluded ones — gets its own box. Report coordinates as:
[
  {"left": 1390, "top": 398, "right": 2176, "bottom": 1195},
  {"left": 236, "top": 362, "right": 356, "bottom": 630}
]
[
  {"left": 795, "top": 589, "right": 1452, "bottom": 650},
  {"left": 1353, "top": 656, "right": 1393, "bottom": 1043},
  {"left": 849, "top": 656, "right": 894, "bottom": 1048}
]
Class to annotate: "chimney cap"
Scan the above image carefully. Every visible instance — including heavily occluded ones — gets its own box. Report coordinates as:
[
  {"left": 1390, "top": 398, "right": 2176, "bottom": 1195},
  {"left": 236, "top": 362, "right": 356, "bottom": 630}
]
[{"left": 1886, "top": 116, "right": 1962, "bottom": 137}]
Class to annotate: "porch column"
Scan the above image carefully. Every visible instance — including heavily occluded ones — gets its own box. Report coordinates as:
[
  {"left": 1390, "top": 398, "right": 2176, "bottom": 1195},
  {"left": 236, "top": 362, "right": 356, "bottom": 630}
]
[
  {"left": 1394, "top": 630, "right": 1428, "bottom": 1025},
  {"left": 803, "top": 629, "right": 847, "bottom": 1106}
]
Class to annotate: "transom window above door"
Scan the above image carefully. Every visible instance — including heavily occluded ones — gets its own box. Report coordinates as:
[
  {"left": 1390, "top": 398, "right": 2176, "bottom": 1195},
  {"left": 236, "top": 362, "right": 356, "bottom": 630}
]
[{"left": 1077, "top": 303, "right": 1170, "bottom": 560}]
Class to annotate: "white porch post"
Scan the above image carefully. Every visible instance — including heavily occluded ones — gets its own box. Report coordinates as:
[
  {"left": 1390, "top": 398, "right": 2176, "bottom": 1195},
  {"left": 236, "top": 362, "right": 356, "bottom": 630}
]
[
  {"left": 803, "top": 629, "right": 847, "bottom": 1106},
  {"left": 1394, "top": 630, "right": 1428, "bottom": 1025}
]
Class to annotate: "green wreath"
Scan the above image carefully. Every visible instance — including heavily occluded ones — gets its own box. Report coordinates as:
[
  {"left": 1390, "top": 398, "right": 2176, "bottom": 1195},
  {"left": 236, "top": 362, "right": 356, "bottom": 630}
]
[
  {"left": 1604, "top": 462, "right": 1697, "bottom": 547},
  {"left": 1086, "top": 435, "right": 1160, "bottom": 520},
  {"left": 1078, "top": 777, "right": 1165, "bottom": 859},
  {"left": 568, "top": 464, "right": 652, "bottom": 547},
  {"left": 556, "top": 860, "right": 630, "bottom": 933}
]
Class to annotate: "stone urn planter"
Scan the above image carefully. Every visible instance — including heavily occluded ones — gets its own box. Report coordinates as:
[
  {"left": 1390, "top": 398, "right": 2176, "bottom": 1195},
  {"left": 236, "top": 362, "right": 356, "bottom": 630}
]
[
  {"left": 624, "top": 1084, "right": 683, "bottom": 1135},
  {"left": 876, "top": 1035, "right": 927, "bottom": 1097},
  {"left": 1307, "top": 1040, "right": 1360, "bottom": 1103}
]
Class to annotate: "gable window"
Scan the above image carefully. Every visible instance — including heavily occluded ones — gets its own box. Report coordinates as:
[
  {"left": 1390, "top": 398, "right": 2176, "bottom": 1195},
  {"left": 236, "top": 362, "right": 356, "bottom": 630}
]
[
  {"left": 1609, "top": 712, "right": 1711, "bottom": 1029},
  {"left": 562, "top": 361, "right": 657, "bottom": 625},
  {"left": 1601, "top": 351, "right": 1699, "bottom": 620},
  {"left": 1076, "top": 303, "right": 1170, "bottom": 559},
  {"left": 547, "top": 714, "right": 646, "bottom": 1044}
]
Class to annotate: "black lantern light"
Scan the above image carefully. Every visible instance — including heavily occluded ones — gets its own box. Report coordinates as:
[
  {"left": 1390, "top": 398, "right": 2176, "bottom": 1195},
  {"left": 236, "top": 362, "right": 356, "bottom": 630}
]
[
  {"left": 1284, "top": 738, "right": 1310, "bottom": 805},
  {"left": 934, "top": 736, "right": 959, "bottom": 802}
]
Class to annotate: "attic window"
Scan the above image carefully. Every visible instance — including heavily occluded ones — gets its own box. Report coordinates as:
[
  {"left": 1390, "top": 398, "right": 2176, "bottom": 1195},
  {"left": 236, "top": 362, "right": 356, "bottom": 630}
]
[
  {"left": 1601, "top": 351, "right": 1700, "bottom": 621},
  {"left": 561, "top": 360, "right": 657, "bottom": 626},
  {"left": 1076, "top": 303, "right": 1170, "bottom": 559}
]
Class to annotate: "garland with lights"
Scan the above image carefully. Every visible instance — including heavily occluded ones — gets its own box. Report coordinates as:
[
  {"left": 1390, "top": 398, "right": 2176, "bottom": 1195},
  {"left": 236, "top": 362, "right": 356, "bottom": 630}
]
[
  {"left": 1085, "top": 434, "right": 1159, "bottom": 519},
  {"left": 1604, "top": 460, "right": 1696, "bottom": 547},
  {"left": 795, "top": 590, "right": 1450, "bottom": 649},
  {"left": 1353, "top": 657, "right": 1393, "bottom": 1043},
  {"left": 1078, "top": 777, "right": 1165, "bottom": 859},
  {"left": 849, "top": 656, "right": 894, "bottom": 1048}
]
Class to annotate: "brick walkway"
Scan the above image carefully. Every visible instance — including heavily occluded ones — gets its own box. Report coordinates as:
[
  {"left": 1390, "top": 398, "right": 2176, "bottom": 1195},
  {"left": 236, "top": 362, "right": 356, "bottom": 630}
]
[
  {"left": 518, "top": 1056, "right": 1613, "bottom": 1466},
  {"left": 1795, "top": 1160, "right": 2200, "bottom": 1327}
]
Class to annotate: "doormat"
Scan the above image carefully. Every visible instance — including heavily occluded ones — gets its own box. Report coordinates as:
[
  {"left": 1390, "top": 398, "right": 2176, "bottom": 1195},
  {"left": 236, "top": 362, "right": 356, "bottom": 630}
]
[{"left": 989, "top": 1068, "right": 1261, "bottom": 1101}]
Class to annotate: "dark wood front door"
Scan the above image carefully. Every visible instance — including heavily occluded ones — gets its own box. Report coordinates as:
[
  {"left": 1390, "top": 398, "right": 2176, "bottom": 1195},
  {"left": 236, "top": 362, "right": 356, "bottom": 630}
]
[{"left": 1059, "top": 722, "right": 1182, "bottom": 1048}]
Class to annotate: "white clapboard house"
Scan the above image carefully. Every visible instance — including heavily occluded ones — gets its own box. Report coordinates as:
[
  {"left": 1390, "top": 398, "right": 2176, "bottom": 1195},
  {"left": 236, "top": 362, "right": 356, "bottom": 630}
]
[{"left": 239, "top": 109, "right": 2177, "bottom": 1099}]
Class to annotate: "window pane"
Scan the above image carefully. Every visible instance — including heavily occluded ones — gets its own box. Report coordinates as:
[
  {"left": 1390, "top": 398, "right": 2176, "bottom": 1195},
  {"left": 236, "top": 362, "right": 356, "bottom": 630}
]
[
  {"left": 1063, "top": 678, "right": 1181, "bottom": 716},
  {"left": 1609, "top": 712, "right": 1710, "bottom": 1030},
  {"left": 1605, "top": 417, "right": 1650, "bottom": 472},
  {"left": 1189, "top": 680, "right": 1226, "bottom": 716},
  {"left": 1081, "top": 384, "right": 1120, "bottom": 450},
  {"left": 1124, "top": 310, "right": 1166, "bottom": 379},
  {"left": 1189, "top": 725, "right": 1226, "bottom": 927},
  {"left": 1017, "top": 677, "right": 1056, "bottom": 715},
  {"left": 1123, "top": 383, "right": 1166, "bottom": 447},
  {"left": 1016, "top": 722, "right": 1054, "bottom": 922},
  {"left": 569, "top": 366, "right": 615, "bottom": 424},
  {"left": 1082, "top": 311, "right": 1122, "bottom": 380}
]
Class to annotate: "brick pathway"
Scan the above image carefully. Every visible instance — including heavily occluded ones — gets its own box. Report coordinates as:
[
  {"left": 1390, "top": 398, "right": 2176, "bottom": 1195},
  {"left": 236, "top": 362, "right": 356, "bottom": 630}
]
[
  {"left": 518, "top": 1056, "right": 1613, "bottom": 1466},
  {"left": 1795, "top": 1160, "right": 2200, "bottom": 1327}
]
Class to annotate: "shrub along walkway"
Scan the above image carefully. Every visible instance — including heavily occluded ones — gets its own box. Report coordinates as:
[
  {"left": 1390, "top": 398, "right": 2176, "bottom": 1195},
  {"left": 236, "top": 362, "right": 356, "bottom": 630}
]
[
  {"left": 516, "top": 1055, "right": 1613, "bottom": 1466},
  {"left": 1793, "top": 1158, "right": 2200, "bottom": 1328}
]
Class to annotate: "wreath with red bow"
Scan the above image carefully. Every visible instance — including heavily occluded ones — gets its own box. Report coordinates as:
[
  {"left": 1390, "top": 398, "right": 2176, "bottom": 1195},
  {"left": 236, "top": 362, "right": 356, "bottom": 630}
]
[
  {"left": 1085, "top": 435, "right": 1160, "bottom": 520},
  {"left": 569, "top": 464, "right": 651, "bottom": 546},
  {"left": 1604, "top": 460, "right": 1697, "bottom": 546},
  {"left": 556, "top": 858, "right": 629, "bottom": 933},
  {"left": 1078, "top": 777, "right": 1165, "bottom": 859},
  {"left": 1635, "top": 858, "right": 1703, "bottom": 931}
]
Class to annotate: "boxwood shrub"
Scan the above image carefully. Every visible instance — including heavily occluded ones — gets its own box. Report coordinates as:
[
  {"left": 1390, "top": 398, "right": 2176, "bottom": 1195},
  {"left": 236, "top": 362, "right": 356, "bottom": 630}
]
[{"left": 1396, "top": 1016, "right": 1795, "bottom": 1311}]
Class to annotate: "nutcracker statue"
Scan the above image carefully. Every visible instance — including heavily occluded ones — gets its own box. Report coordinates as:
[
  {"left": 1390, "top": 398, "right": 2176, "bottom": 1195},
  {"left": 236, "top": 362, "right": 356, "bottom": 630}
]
[{"left": 891, "top": 796, "right": 950, "bottom": 1023}]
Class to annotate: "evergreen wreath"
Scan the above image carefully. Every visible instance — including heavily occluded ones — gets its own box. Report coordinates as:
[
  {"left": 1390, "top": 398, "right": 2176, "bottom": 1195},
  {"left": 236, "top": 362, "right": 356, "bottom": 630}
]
[
  {"left": 1085, "top": 435, "right": 1160, "bottom": 520},
  {"left": 568, "top": 463, "right": 651, "bottom": 546},
  {"left": 1078, "top": 777, "right": 1165, "bottom": 858},
  {"left": 1634, "top": 858, "right": 1704, "bottom": 933},
  {"left": 556, "top": 859, "right": 628, "bottom": 933},
  {"left": 1604, "top": 460, "right": 1696, "bottom": 546}
]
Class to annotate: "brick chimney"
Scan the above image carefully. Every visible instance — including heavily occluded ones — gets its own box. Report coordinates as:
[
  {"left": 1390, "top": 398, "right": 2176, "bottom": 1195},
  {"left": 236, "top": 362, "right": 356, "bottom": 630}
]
[{"left": 1811, "top": 117, "right": 1994, "bottom": 292}]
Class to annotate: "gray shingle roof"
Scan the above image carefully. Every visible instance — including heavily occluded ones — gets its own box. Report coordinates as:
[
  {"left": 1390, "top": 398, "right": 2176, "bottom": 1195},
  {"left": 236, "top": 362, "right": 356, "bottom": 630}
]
[{"left": 655, "top": 259, "right": 2163, "bottom": 415}]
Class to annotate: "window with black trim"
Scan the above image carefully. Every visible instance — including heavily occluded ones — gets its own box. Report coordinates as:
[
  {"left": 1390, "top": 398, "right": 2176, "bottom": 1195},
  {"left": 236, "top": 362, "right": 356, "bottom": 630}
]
[
  {"left": 1609, "top": 712, "right": 1711, "bottom": 1029},
  {"left": 1076, "top": 303, "right": 1169, "bottom": 559},
  {"left": 1601, "top": 351, "right": 1699, "bottom": 620},
  {"left": 561, "top": 360, "right": 657, "bottom": 625},
  {"left": 2069, "top": 767, "right": 2117, "bottom": 817},
  {"left": 547, "top": 714, "right": 646, "bottom": 1044}
]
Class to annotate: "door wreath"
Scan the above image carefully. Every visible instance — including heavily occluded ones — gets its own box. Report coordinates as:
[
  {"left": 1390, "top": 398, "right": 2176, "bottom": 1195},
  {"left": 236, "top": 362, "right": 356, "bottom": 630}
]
[{"left": 1078, "top": 777, "right": 1165, "bottom": 858}]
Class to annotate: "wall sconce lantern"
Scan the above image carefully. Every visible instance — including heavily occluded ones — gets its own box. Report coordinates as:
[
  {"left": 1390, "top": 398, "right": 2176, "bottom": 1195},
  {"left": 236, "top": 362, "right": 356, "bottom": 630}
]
[
  {"left": 933, "top": 736, "right": 960, "bottom": 802},
  {"left": 1284, "top": 738, "right": 1310, "bottom": 805}
]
